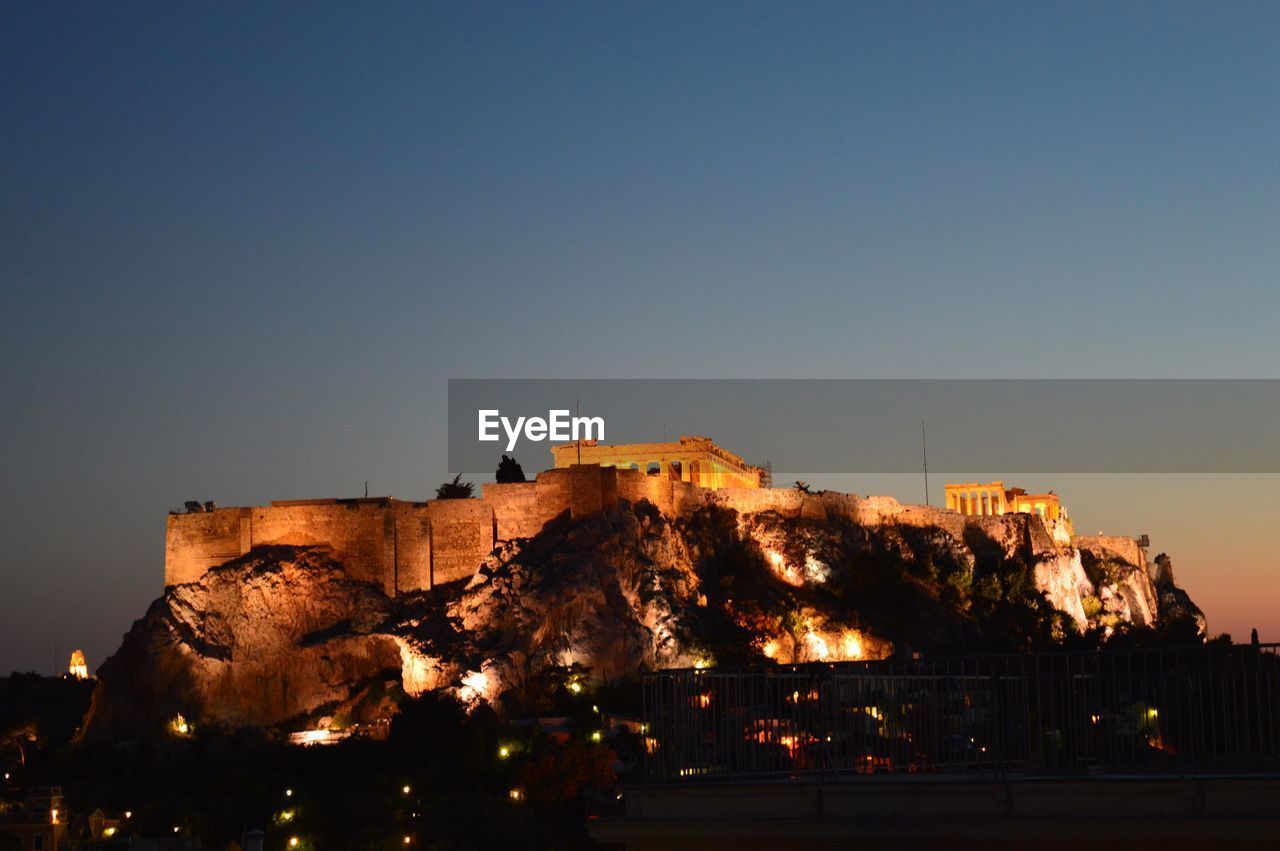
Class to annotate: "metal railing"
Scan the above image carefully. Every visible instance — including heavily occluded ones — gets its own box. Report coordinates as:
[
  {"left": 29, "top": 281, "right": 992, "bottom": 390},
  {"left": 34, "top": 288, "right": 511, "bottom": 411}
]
[{"left": 641, "top": 644, "right": 1280, "bottom": 781}]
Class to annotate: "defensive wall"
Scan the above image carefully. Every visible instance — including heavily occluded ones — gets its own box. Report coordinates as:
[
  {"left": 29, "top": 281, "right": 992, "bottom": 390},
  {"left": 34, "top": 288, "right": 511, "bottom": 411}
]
[
  {"left": 1075, "top": 534, "right": 1149, "bottom": 570},
  {"left": 165, "top": 497, "right": 493, "bottom": 594},
  {"left": 166, "top": 466, "right": 1131, "bottom": 593}
]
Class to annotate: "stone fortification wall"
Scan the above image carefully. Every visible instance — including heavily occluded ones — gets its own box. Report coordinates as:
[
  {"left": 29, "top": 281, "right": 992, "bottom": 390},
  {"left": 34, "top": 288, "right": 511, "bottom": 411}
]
[
  {"left": 1076, "top": 534, "right": 1147, "bottom": 569},
  {"left": 165, "top": 497, "right": 494, "bottom": 594},
  {"left": 169, "top": 465, "right": 1129, "bottom": 596}
]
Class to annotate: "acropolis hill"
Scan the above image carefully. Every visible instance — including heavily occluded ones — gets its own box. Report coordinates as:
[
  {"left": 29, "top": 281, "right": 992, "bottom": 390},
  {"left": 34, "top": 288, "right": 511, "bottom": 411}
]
[
  {"left": 89, "top": 436, "right": 1204, "bottom": 735},
  {"left": 166, "top": 436, "right": 1164, "bottom": 626}
]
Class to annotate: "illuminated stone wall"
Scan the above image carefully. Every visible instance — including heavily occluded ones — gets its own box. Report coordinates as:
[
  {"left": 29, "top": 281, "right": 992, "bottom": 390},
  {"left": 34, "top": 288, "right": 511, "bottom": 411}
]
[
  {"left": 167, "top": 462, "right": 1138, "bottom": 600},
  {"left": 165, "top": 497, "right": 496, "bottom": 594},
  {"left": 1076, "top": 534, "right": 1147, "bottom": 569},
  {"left": 165, "top": 507, "right": 248, "bottom": 586}
]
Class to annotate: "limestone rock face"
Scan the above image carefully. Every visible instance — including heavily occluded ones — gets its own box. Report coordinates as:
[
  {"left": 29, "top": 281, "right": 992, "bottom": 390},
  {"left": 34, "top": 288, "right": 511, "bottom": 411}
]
[
  {"left": 449, "top": 505, "right": 702, "bottom": 703},
  {"left": 1076, "top": 540, "right": 1167, "bottom": 632},
  {"left": 88, "top": 547, "right": 403, "bottom": 736},
  {"left": 1150, "top": 554, "right": 1207, "bottom": 635},
  {"left": 91, "top": 500, "right": 1207, "bottom": 736},
  {"left": 1033, "top": 550, "right": 1094, "bottom": 629}
]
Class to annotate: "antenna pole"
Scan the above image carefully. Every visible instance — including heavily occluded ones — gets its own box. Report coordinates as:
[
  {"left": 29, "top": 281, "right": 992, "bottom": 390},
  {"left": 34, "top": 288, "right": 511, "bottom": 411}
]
[
  {"left": 576, "top": 398, "right": 582, "bottom": 464},
  {"left": 922, "top": 419, "right": 929, "bottom": 506}
]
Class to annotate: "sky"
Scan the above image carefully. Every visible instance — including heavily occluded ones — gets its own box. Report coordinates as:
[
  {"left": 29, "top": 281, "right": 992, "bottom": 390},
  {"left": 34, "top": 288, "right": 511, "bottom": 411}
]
[{"left": 2, "top": 1, "right": 1279, "bottom": 674}]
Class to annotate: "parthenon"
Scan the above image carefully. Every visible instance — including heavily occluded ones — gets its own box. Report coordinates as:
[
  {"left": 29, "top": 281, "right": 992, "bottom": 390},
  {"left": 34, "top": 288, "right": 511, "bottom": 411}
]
[
  {"left": 945, "top": 481, "right": 1068, "bottom": 525},
  {"left": 550, "top": 435, "right": 766, "bottom": 489}
]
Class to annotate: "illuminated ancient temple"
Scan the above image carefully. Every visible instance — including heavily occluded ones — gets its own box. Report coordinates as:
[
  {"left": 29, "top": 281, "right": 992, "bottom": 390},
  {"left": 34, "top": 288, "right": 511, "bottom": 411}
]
[
  {"left": 945, "top": 481, "right": 1068, "bottom": 525},
  {"left": 550, "top": 436, "right": 766, "bottom": 489}
]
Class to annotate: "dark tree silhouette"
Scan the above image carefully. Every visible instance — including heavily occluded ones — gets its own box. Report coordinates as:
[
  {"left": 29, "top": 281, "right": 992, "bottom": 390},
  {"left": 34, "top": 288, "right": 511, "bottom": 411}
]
[
  {"left": 495, "top": 455, "right": 526, "bottom": 484},
  {"left": 435, "top": 474, "right": 475, "bottom": 499},
  {"left": 793, "top": 481, "right": 813, "bottom": 494}
]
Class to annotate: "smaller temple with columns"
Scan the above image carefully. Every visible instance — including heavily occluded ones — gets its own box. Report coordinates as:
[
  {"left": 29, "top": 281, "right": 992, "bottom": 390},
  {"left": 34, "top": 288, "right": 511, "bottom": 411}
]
[
  {"left": 945, "top": 481, "right": 1070, "bottom": 529},
  {"left": 550, "top": 435, "right": 767, "bottom": 489}
]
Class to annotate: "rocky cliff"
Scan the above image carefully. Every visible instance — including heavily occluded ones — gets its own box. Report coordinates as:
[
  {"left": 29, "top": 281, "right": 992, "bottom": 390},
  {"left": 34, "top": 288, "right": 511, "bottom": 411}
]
[{"left": 88, "top": 496, "right": 1203, "bottom": 737}]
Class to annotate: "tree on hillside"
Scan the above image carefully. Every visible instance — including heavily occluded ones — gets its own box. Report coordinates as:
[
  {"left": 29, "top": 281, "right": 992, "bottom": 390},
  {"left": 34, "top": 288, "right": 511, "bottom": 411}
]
[
  {"left": 495, "top": 455, "right": 526, "bottom": 484},
  {"left": 435, "top": 474, "right": 475, "bottom": 500}
]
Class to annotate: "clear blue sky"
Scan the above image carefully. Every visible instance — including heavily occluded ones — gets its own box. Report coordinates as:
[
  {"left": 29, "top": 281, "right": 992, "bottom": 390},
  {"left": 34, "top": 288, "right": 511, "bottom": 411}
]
[{"left": 3, "top": 2, "right": 1279, "bottom": 673}]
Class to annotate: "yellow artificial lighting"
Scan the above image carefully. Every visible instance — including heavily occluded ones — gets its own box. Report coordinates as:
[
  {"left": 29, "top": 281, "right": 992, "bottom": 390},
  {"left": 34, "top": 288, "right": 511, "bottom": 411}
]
[
  {"left": 170, "top": 712, "right": 191, "bottom": 736},
  {"left": 285, "top": 788, "right": 293, "bottom": 797},
  {"left": 289, "top": 837, "right": 299, "bottom": 848},
  {"left": 499, "top": 746, "right": 510, "bottom": 758},
  {"left": 591, "top": 731, "right": 602, "bottom": 742},
  {"left": 402, "top": 784, "right": 411, "bottom": 795}
]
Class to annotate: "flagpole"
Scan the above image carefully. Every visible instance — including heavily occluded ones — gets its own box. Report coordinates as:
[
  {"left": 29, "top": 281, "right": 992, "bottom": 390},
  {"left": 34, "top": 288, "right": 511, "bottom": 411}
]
[{"left": 922, "top": 419, "right": 929, "bottom": 506}]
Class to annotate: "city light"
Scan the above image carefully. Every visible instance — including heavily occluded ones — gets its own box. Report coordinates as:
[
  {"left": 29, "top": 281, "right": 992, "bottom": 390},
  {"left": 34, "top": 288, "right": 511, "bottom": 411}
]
[
  {"left": 498, "top": 746, "right": 510, "bottom": 758},
  {"left": 289, "top": 837, "right": 299, "bottom": 848},
  {"left": 285, "top": 788, "right": 293, "bottom": 797},
  {"left": 591, "top": 731, "right": 602, "bottom": 742},
  {"left": 508, "top": 787, "right": 524, "bottom": 802},
  {"left": 402, "top": 784, "right": 411, "bottom": 795},
  {"left": 169, "top": 712, "right": 191, "bottom": 736}
]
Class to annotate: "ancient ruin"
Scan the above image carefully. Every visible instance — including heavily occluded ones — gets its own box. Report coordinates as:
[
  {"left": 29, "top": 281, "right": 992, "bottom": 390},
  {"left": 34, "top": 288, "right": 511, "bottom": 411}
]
[
  {"left": 166, "top": 440, "right": 1151, "bottom": 622},
  {"left": 84, "top": 435, "right": 1207, "bottom": 737},
  {"left": 945, "top": 480, "right": 1071, "bottom": 533},
  {"left": 549, "top": 435, "right": 766, "bottom": 488}
]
